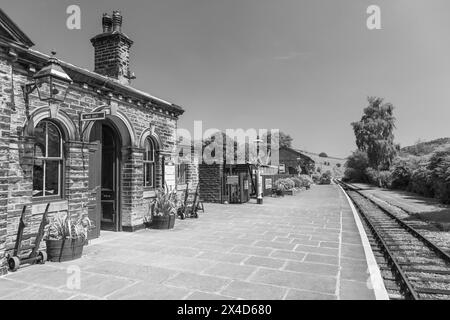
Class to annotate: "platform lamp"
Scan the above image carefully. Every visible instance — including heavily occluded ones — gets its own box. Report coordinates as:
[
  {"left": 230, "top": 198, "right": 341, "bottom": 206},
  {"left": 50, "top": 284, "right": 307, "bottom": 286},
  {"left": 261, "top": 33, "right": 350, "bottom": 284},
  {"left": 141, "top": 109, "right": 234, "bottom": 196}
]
[
  {"left": 22, "top": 51, "right": 73, "bottom": 119},
  {"left": 254, "top": 138, "right": 263, "bottom": 205}
]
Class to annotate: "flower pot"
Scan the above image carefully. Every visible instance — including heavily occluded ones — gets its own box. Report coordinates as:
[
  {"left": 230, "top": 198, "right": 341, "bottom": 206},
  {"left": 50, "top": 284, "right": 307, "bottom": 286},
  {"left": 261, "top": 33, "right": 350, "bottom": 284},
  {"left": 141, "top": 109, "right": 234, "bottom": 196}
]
[
  {"left": 149, "top": 214, "right": 176, "bottom": 230},
  {"left": 45, "top": 238, "right": 86, "bottom": 262}
]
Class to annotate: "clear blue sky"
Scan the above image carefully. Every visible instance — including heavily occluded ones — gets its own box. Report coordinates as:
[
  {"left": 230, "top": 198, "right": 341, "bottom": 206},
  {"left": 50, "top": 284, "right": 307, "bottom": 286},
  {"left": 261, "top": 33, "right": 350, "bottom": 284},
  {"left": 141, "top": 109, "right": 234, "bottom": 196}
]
[{"left": 2, "top": 0, "right": 450, "bottom": 158}]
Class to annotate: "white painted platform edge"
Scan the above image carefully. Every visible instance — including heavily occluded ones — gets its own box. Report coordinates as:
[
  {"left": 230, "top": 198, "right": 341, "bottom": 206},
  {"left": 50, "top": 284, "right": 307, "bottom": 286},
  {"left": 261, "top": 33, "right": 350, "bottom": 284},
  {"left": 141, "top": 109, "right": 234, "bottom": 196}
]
[{"left": 338, "top": 184, "right": 390, "bottom": 300}]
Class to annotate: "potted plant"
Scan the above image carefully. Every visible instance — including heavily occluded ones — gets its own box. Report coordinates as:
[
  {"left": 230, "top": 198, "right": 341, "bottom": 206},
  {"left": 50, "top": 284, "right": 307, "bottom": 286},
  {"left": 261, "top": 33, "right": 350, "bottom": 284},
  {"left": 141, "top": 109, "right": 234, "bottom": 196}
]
[
  {"left": 276, "top": 178, "right": 297, "bottom": 195},
  {"left": 45, "top": 213, "right": 92, "bottom": 262},
  {"left": 145, "top": 188, "right": 178, "bottom": 230}
]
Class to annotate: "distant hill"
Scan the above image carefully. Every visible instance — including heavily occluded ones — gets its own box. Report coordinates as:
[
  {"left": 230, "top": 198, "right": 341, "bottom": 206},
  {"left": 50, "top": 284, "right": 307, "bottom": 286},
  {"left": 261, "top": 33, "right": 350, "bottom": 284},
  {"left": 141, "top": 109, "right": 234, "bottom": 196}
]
[
  {"left": 400, "top": 138, "right": 450, "bottom": 157},
  {"left": 295, "top": 149, "right": 346, "bottom": 177}
]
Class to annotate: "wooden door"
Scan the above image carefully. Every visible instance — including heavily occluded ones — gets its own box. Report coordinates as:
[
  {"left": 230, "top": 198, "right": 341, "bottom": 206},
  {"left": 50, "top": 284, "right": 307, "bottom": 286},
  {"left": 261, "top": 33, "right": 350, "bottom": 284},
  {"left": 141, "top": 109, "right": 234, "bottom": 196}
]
[
  {"left": 101, "top": 125, "right": 119, "bottom": 231},
  {"left": 87, "top": 124, "right": 102, "bottom": 240}
]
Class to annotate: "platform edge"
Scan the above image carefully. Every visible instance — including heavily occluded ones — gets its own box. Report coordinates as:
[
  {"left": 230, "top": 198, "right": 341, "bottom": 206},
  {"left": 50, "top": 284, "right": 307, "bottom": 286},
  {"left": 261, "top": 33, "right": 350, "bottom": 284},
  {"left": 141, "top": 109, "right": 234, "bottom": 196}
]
[{"left": 337, "top": 184, "right": 390, "bottom": 300}]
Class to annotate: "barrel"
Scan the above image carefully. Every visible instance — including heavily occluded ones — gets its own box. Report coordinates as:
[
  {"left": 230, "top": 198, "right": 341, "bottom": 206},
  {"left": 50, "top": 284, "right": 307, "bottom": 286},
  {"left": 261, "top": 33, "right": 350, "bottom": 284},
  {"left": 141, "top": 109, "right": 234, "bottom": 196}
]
[{"left": 45, "top": 238, "right": 85, "bottom": 262}]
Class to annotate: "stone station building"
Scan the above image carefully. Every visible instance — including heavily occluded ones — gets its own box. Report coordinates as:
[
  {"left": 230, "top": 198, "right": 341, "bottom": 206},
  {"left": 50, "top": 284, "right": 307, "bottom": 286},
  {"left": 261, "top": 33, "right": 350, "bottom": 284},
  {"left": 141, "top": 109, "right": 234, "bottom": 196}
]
[{"left": 0, "top": 10, "right": 197, "bottom": 275}]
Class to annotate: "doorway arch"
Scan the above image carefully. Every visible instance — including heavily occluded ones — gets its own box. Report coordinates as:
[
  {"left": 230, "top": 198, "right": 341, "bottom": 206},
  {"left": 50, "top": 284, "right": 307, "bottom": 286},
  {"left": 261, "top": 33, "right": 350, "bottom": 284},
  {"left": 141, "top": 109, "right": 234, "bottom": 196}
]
[{"left": 87, "top": 113, "right": 133, "bottom": 236}]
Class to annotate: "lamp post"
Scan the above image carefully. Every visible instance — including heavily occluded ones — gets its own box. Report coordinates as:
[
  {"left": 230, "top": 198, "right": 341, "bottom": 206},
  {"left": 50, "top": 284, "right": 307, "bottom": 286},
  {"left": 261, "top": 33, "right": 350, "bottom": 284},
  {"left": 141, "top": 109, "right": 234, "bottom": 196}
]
[
  {"left": 22, "top": 51, "right": 73, "bottom": 119},
  {"left": 254, "top": 138, "right": 263, "bottom": 205},
  {"left": 296, "top": 157, "right": 302, "bottom": 175}
]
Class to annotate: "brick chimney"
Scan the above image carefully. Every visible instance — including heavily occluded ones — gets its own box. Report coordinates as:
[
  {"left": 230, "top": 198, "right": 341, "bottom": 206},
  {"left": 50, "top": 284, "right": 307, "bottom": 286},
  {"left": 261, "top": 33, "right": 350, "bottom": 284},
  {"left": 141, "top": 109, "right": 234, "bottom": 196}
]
[{"left": 90, "top": 11, "right": 134, "bottom": 85}]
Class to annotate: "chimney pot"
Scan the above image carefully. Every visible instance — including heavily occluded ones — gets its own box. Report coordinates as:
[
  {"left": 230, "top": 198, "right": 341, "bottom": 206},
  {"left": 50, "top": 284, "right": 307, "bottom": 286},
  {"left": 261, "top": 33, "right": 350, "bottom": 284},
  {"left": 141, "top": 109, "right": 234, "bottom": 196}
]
[
  {"left": 91, "top": 10, "right": 133, "bottom": 85},
  {"left": 112, "top": 10, "right": 122, "bottom": 32},
  {"left": 102, "top": 13, "right": 112, "bottom": 33}
]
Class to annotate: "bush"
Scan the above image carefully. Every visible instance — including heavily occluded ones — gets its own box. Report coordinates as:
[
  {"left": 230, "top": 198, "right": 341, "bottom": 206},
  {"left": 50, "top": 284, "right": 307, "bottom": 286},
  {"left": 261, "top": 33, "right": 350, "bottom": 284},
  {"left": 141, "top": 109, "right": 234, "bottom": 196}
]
[
  {"left": 311, "top": 173, "right": 321, "bottom": 184},
  {"left": 427, "top": 151, "right": 450, "bottom": 203},
  {"left": 408, "top": 165, "right": 434, "bottom": 197},
  {"left": 294, "top": 175, "right": 313, "bottom": 189},
  {"left": 318, "top": 171, "right": 332, "bottom": 185},
  {"left": 290, "top": 177, "right": 302, "bottom": 188},
  {"left": 319, "top": 152, "right": 328, "bottom": 158},
  {"left": 275, "top": 178, "right": 295, "bottom": 192},
  {"left": 344, "top": 151, "right": 369, "bottom": 182},
  {"left": 390, "top": 159, "right": 414, "bottom": 189},
  {"left": 364, "top": 168, "right": 392, "bottom": 188}
]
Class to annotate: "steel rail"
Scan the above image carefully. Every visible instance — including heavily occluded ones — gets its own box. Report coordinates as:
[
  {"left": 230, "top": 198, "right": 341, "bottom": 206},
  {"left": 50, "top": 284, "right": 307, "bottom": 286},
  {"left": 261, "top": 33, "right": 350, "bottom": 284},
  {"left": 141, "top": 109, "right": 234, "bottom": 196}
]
[
  {"left": 338, "top": 180, "right": 450, "bottom": 299},
  {"left": 341, "top": 181, "right": 450, "bottom": 264},
  {"left": 339, "top": 182, "right": 419, "bottom": 299}
]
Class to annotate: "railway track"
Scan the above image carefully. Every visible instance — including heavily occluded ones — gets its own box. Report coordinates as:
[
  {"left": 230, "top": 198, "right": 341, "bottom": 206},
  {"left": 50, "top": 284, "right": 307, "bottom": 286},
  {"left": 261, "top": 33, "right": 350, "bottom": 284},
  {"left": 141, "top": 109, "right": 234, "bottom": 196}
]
[{"left": 338, "top": 180, "right": 450, "bottom": 300}]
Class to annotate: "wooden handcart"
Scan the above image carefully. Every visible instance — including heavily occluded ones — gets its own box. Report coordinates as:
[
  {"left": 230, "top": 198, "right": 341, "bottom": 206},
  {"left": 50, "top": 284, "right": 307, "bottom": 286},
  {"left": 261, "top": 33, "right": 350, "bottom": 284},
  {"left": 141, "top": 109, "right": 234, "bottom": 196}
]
[
  {"left": 177, "top": 184, "right": 204, "bottom": 219},
  {"left": 7, "top": 203, "right": 50, "bottom": 271}
]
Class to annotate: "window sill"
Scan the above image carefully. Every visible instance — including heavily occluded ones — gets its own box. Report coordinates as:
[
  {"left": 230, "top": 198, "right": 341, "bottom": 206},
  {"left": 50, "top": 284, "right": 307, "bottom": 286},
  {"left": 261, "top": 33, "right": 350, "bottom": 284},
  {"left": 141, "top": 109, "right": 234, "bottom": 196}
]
[
  {"left": 32, "top": 195, "right": 64, "bottom": 204},
  {"left": 31, "top": 199, "right": 68, "bottom": 215}
]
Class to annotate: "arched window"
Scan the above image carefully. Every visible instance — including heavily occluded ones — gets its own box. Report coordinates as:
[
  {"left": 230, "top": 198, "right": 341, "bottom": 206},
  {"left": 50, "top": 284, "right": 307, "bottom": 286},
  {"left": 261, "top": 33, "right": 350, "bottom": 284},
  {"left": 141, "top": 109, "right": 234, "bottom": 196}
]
[
  {"left": 33, "top": 120, "right": 64, "bottom": 198},
  {"left": 143, "top": 138, "right": 156, "bottom": 188}
]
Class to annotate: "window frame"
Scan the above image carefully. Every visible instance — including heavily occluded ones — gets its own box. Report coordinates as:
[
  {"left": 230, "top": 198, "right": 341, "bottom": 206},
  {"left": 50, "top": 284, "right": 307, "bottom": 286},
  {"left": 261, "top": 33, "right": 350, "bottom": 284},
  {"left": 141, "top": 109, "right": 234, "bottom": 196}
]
[
  {"left": 143, "top": 138, "right": 157, "bottom": 189},
  {"left": 32, "top": 120, "right": 64, "bottom": 201}
]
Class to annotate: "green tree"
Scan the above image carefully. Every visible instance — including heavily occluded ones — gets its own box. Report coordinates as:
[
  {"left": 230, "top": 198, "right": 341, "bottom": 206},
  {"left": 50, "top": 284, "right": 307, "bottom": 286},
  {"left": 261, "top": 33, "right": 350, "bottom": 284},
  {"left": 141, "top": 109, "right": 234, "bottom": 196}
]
[
  {"left": 262, "top": 131, "right": 293, "bottom": 149},
  {"left": 351, "top": 97, "right": 398, "bottom": 170},
  {"left": 344, "top": 150, "right": 369, "bottom": 182}
]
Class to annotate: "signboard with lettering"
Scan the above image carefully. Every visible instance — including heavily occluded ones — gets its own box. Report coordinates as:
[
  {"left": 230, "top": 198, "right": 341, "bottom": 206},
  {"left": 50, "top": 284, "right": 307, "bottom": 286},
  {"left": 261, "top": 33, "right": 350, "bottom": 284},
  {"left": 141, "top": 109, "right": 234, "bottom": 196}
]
[
  {"left": 226, "top": 175, "right": 239, "bottom": 185},
  {"left": 265, "top": 178, "right": 272, "bottom": 190},
  {"left": 243, "top": 180, "right": 249, "bottom": 190},
  {"left": 165, "top": 165, "right": 176, "bottom": 191},
  {"left": 279, "top": 164, "right": 286, "bottom": 174},
  {"left": 81, "top": 112, "right": 106, "bottom": 121}
]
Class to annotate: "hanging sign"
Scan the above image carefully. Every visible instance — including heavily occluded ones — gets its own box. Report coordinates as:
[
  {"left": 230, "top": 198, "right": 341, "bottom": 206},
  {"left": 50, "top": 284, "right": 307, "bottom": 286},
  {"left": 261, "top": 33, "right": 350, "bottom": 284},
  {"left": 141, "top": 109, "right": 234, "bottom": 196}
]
[
  {"left": 165, "top": 164, "right": 176, "bottom": 191},
  {"left": 81, "top": 111, "right": 106, "bottom": 121}
]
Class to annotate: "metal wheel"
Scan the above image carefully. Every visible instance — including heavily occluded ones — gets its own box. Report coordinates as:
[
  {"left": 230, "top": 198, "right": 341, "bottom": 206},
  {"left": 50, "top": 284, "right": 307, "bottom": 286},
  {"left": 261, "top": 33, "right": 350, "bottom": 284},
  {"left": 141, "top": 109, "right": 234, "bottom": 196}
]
[
  {"left": 8, "top": 256, "right": 20, "bottom": 272},
  {"left": 38, "top": 251, "right": 47, "bottom": 264}
]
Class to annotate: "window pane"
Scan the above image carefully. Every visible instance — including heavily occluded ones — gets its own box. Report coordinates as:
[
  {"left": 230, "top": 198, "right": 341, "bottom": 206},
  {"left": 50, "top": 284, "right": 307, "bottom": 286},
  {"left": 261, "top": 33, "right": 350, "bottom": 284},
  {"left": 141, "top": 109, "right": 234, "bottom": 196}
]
[
  {"left": 34, "top": 122, "right": 46, "bottom": 157},
  {"left": 149, "top": 145, "right": 154, "bottom": 162},
  {"left": 47, "top": 122, "right": 61, "bottom": 157},
  {"left": 33, "top": 159, "right": 44, "bottom": 197},
  {"left": 144, "top": 163, "right": 155, "bottom": 187},
  {"left": 144, "top": 140, "right": 150, "bottom": 161},
  {"left": 149, "top": 164, "right": 154, "bottom": 186},
  {"left": 35, "top": 77, "right": 51, "bottom": 101},
  {"left": 144, "top": 139, "right": 155, "bottom": 162},
  {"left": 45, "top": 161, "right": 60, "bottom": 196}
]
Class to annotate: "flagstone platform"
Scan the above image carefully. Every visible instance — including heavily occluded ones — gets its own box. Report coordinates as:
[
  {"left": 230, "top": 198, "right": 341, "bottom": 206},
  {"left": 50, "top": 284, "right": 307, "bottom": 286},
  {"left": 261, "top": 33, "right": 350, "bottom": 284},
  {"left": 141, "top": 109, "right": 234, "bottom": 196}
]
[{"left": 0, "top": 185, "right": 385, "bottom": 300}]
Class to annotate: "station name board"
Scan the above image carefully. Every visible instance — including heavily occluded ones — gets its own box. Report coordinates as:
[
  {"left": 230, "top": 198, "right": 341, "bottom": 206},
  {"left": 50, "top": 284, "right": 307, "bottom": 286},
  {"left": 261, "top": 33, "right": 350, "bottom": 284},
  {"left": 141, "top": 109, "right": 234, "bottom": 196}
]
[{"left": 80, "top": 112, "right": 106, "bottom": 121}]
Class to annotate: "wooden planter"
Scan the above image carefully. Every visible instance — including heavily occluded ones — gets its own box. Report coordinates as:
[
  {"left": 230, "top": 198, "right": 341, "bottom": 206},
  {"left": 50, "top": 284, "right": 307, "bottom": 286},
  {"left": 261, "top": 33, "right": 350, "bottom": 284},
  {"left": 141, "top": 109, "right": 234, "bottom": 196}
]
[
  {"left": 45, "top": 238, "right": 86, "bottom": 262},
  {"left": 149, "top": 214, "right": 176, "bottom": 230},
  {"left": 284, "top": 189, "right": 300, "bottom": 196}
]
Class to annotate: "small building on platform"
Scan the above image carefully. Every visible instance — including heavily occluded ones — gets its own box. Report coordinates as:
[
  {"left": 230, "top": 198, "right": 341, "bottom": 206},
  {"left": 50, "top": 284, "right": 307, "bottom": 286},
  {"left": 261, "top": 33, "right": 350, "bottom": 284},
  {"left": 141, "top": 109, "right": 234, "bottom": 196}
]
[{"left": 278, "top": 146, "right": 315, "bottom": 175}]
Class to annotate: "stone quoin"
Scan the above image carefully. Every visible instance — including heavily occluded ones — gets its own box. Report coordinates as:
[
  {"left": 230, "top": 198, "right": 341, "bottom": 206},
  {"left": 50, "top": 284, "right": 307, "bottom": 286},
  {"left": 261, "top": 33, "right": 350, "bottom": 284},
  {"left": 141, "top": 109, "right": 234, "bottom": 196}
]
[{"left": 0, "top": 9, "right": 198, "bottom": 275}]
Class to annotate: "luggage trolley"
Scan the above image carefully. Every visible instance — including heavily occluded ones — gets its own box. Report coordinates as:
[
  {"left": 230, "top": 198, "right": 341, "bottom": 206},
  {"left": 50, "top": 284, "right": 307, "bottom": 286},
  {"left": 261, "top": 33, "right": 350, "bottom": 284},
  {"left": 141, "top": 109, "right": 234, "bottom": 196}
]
[{"left": 7, "top": 203, "right": 50, "bottom": 271}]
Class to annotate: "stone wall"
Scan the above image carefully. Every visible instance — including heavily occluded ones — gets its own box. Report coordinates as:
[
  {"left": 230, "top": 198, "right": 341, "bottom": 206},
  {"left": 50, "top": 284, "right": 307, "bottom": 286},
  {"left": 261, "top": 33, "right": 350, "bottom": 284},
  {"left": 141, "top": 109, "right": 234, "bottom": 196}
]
[
  {"left": 0, "top": 44, "right": 191, "bottom": 274},
  {"left": 0, "top": 49, "right": 12, "bottom": 275},
  {"left": 199, "top": 163, "right": 223, "bottom": 203}
]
